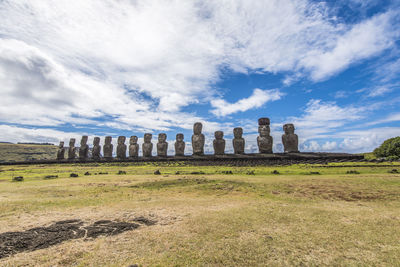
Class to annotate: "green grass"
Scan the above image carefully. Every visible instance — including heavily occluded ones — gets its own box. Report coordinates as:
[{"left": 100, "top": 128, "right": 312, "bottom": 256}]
[{"left": 0, "top": 162, "right": 399, "bottom": 266}]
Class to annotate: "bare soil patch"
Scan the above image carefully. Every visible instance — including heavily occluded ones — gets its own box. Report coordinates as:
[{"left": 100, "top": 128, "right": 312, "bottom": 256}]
[
  {"left": 281, "top": 182, "right": 398, "bottom": 201},
  {"left": 0, "top": 217, "right": 156, "bottom": 259}
]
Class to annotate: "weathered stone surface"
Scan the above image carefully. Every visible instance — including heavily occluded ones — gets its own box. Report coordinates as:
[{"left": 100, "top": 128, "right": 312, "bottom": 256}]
[
  {"left": 142, "top": 133, "right": 153, "bottom": 157},
  {"left": 282, "top": 123, "right": 299, "bottom": 153},
  {"left": 67, "top": 138, "right": 76, "bottom": 160},
  {"left": 56, "top": 141, "right": 65, "bottom": 160},
  {"left": 258, "top": 117, "right": 270, "bottom": 134},
  {"left": 257, "top": 125, "right": 273, "bottom": 154},
  {"left": 92, "top": 137, "right": 101, "bottom": 159},
  {"left": 175, "top": 133, "right": 185, "bottom": 156},
  {"left": 116, "top": 136, "right": 127, "bottom": 159},
  {"left": 129, "top": 136, "right": 139, "bottom": 158},
  {"left": 192, "top": 122, "right": 205, "bottom": 155},
  {"left": 232, "top": 127, "right": 245, "bottom": 154},
  {"left": 157, "top": 133, "right": 168, "bottom": 157},
  {"left": 78, "top": 136, "right": 89, "bottom": 160},
  {"left": 258, "top": 117, "right": 270, "bottom": 126},
  {"left": 213, "top": 131, "right": 225, "bottom": 155},
  {"left": 103, "top": 136, "right": 113, "bottom": 158}
]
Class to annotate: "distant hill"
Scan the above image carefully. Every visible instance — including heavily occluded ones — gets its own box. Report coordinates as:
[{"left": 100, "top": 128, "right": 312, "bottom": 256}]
[{"left": 0, "top": 143, "right": 58, "bottom": 162}]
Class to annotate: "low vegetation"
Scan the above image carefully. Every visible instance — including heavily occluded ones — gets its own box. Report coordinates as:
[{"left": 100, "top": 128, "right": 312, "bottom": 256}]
[
  {"left": 373, "top": 136, "right": 400, "bottom": 160},
  {"left": 0, "top": 162, "right": 399, "bottom": 266},
  {"left": 0, "top": 143, "right": 57, "bottom": 162}
]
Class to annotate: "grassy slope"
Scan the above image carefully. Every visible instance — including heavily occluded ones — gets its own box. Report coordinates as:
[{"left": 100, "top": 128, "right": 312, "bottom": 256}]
[
  {"left": 0, "top": 162, "right": 399, "bottom": 266},
  {"left": 0, "top": 143, "right": 57, "bottom": 162}
]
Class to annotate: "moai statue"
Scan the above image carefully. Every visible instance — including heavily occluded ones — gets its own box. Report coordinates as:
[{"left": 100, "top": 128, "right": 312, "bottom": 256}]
[
  {"left": 175, "top": 133, "right": 185, "bottom": 156},
  {"left": 257, "top": 126, "right": 273, "bottom": 153},
  {"left": 56, "top": 141, "right": 65, "bottom": 160},
  {"left": 142, "top": 133, "right": 153, "bottom": 157},
  {"left": 157, "top": 133, "right": 168, "bottom": 157},
  {"left": 192, "top": 122, "right": 205, "bottom": 155},
  {"left": 92, "top": 137, "right": 101, "bottom": 160},
  {"left": 213, "top": 131, "right": 225, "bottom": 155},
  {"left": 232, "top": 127, "right": 245, "bottom": 154},
  {"left": 116, "top": 136, "right": 127, "bottom": 159},
  {"left": 257, "top": 117, "right": 273, "bottom": 153},
  {"left": 282, "top": 123, "right": 299, "bottom": 153},
  {"left": 78, "top": 136, "right": 89, "bottom": 160},
  {"left": 67, "top": 138, "right": 76, "bottom": 160},
  {"left": 129, "top": 136, "right": 139, "bottom": 158},
  {"left": 103, "top": 136, "right": 113, "bottom": 159}
]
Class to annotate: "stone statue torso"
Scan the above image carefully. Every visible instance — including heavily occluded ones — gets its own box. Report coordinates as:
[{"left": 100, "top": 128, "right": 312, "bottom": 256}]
[
  {"left": 257, "top": 136, "right": 273, "bottom": 154},
  {"left": 233, "top": 138, "right": 245, "bottom": 154},
  {"left": 142, "top": 143, "right": 153, "bottom": 157},
  {"left": 79, "top": 145, "right": 89, "bottom": 159},
  {"left": 157, "top": 142, "right": 168, "bottom": 157},
  {"left": 213, "top": 139, "right": 225, "bottom": 155},
  {"left": 92, "top": 145, "right": 101, "bottom": 159},
  {"left": 192, "top": 134, "right": 205, "bottom": 155},
  {"left": 129, "top": 144, "right": 139, "bottom": 157},
  {"left": 57, "top": 147, "right": 65, "bottom": 160},
  {"left": 175, "top": 141, "right": 185, "bottom": 156},
  {"left": 282, "top": 134, "right": 299, "bottom": 153},
  {"left": 103, "top": 144, "right": 113, "bottom": 158},
  {"left": 68, "top": 147, "right": 76, "bottom": 159},
  {"left": 116, "top": 144, "right": 127, "bottom": 159}
]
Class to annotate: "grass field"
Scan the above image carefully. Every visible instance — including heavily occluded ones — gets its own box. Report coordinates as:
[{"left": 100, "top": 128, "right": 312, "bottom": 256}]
[
  {"left": 0, "top": 143, "right": 57, "bottom": 162},
  {"left": 0, "top": 162, "right": 399, "bottom": 266}
]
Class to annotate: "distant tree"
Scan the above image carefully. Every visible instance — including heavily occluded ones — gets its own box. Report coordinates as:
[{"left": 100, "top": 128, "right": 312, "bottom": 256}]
[{"left": 373, "top": 136, "right": 400, "bottom": 160}]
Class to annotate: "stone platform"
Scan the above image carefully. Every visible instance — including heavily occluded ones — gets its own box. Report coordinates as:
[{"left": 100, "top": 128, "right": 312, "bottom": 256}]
[{"left": 0, "top": 152, "right": 365, "bottom": 166}]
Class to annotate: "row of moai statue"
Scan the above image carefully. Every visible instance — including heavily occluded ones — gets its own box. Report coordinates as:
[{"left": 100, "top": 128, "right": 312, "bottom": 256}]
[{"left": 56, "top": 118, "right": 299, "bottom": 160}]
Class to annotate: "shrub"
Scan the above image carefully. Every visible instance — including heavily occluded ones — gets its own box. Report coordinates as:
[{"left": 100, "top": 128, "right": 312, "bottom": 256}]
[{"left": 373, "top": 136, "right": 400, "bottom": 158}]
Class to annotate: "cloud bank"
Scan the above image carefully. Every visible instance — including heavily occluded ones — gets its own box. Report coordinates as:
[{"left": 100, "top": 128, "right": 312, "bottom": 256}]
[{"left": 0, "top": 0, "right": 398, "bottom": 152}]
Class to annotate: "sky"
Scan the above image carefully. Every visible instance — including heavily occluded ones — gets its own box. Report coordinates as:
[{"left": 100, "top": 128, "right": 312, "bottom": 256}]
[{"left": 0, "top": 0, "right": 399, "bottom": 155}]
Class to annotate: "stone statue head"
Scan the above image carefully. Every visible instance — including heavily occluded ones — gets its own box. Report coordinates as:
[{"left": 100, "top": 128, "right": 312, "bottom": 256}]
[
  {"left": 259, "top": 125, "right": 270, "bottom": 137},
  {"left": 158, "top": 133, "right": 167, "bottom": 142},
  {"left": 214, "top": 131, "right": 223, "bottom": 139},
  {"left": 69, "top": 138, "right": 75, "bottom": 147},
  {"left": 233, "top": 127, "right": 243, "bottom": 138},
  {"left": 193, "top": 122, "right": 203, "bottom": 135},
  {"left": 59, "top": 141, "right": 64, "bottom": 148},
  {"left": 258, "top": 117, "right": 270, "bottom": 126},
  {"left": 105, "top": 136, "right": 112, "bottom": 145},
  {"left": 80, "top": 136, "right": 88, "bottom": 146},
  {"left": 117, "top": 136, "right": 126, "bottom": 144},
  {"left": 144, "top": 133, "right": 152, "bottom": 143},
  {"left": 130, "top": 136, "right": 138, "bottom": 144},
  {"left": 283, "top": 123, "right": 295, "bottom": 134},
  {"left": 93, "top": 137, "right": 100, "bottom": 146},
  {"left": 176, "top": 133, "right": 184, "bottom": 142}
]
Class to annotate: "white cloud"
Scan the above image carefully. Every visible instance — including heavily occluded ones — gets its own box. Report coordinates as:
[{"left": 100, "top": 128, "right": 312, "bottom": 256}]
[
  {"left": 210, "top": 88, "right": 283, "bottom": 117},
  {"left": 338, "top": 127, "right": 400, "bottom": 152},
  {"left": 301, "top": 11, "right": 398, "bottom": 81},
  {"left": 366, "top": 112, "right": 400, "bottom": 126},
  {"left": 367, "top": 86, "right": 393, "bottom": 97},
  {"left": 0, "top": 0, "right": 398, "bottom": 143}
]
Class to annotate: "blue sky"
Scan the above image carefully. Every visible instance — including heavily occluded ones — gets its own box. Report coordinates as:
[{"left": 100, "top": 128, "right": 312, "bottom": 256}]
[{"left": 0, "top": 0, "right": 399, "bottom": 155}]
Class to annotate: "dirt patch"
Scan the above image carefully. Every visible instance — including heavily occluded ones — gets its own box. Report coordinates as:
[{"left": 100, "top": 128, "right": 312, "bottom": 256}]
[
  {"left": 130, "top": 178, "right": 213, "bottom": 189},
  {"left": 0, "top": 217, "right": 156, "bottom": 259},
  {"left": 281, "top": 182, "right": 398, "bottom": 201}
]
